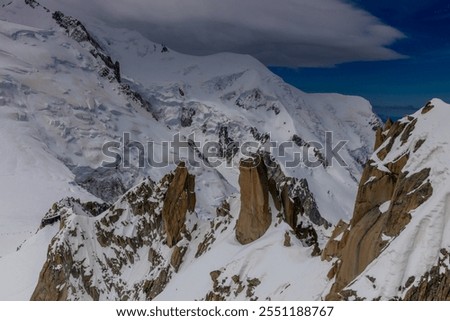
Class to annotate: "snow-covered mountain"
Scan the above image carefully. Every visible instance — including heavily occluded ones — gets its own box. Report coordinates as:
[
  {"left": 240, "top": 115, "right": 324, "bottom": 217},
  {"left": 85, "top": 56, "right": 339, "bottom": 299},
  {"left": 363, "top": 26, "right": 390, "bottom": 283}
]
[{"left": 2, "top": 1, "right": 448, "bottom": 301}]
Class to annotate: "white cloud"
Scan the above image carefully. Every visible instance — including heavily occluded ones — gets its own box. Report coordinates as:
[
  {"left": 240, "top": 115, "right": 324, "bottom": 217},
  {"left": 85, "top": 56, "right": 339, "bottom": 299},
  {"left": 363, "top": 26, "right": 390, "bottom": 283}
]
[{"left": 41, "top": 0, "right": 407, "bottom": 67}]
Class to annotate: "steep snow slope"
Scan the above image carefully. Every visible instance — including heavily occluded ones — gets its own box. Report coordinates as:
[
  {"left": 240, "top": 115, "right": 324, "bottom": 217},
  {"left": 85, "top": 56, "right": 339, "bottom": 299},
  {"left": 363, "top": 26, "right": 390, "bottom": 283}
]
[
  {"left": 0, "top": 1, "right": 380, "bottom": 300},
  {"left": 0, "top": 18, "right": 102, "bottom": 257}
]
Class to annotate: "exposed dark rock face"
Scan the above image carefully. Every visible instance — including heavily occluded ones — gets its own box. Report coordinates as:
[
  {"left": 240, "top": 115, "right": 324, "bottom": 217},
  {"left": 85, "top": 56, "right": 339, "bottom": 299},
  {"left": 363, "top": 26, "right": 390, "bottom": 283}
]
[
  {"left": 180, "top": 107, "right": 196, "bottom": 127},
  {"left": 280, "top": 177, "right": 327, "bottom": 228},
  {"left": 31, "top": 245, "right": 71, "bottom": 300},
  {"left": 119, "top": 83, "right": 152, "bottom": 112},
  {"left": 25, "top": 0, "right": 39, "bottom": 8},
  {"left": 52, "top": 11, "right": 152, "bottom": 113},
  {"left": 235, "top": 89, "right": 280, "bottom": 115},
  {"left": 72, "top": 166, "right": 126, "bottom": 203},
  {"left": 291, "top": 135, "right": 328, "bottom": 167},
  {"left": 250, "top": 127, "right": 270, "bottom": 144},
  {"left": 324, "top": 115, "right": 433, "bottom": 300},
  {"left": 263, "top": 153, "right": 328, "bottom": 229},
  {"left": 218, "top": 125, "right": 239, "bottom": 164},
  {"left": 206, "top": 270, "right": 229, "bottom": 301},
  {"left": 52, "top": 11, "right": 118, "bottom": 78}
]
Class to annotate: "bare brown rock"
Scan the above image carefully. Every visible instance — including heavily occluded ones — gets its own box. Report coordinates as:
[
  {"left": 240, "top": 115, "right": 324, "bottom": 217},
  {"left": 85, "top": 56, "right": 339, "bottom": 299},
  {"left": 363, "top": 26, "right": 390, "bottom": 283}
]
[
  {"left": 31, "top": 238, "right": 101, "bottom": 301},
  {"left": 243, "top": 153, "right": 326, "bottom": 254},
  {"left": 246, "top": 278, "right": 261, "bottom": 298},
  {"left": 351, "top": 167, "right": 397, "bottom": 226},
  {"left": 384, "top": 118, "right": 393, "bottom": 131},
  {"left": 162, "top": 162, "right": 196, "bottom": 247},
  {"left": 195, "top": 233, "right": 216, "bottom": 258},
  {"left": 400, "top": 119, "right": 417, "bottom": 145},
  {"left": 170, "top": 246, "right": 187, "bottom": 272},
  {"left": 404, "top": 249, "right": 450, "bottom": 300},
  {"left": 325, "top": 115, "right": 433, "bottom": 300},
  {"left": 283, "top": 231, "right": 292, "bottom": 247},
  {"left": 421, "top": 102, "right": 435, "bottom": 114},
  {"left": 205, "top": 270, "right": 230, "bottom": 301},
  {"left": 148, "top": 248, "right": 163, "bottom": 266},
  {"left": 384, "top": 169, "right": 432, "bottom": 237},
  {"left": 143, "top": 267, "right": 171, "bottom": 300},
  {"left": 326, "top": 166, "right": 432, "bottom": 299},
  {"left": 281, "top": 182, "right": 298, "bottom": 229},
  {"left": 374, "top": 127, "right": 384, "bottom": 150},
  {"left": 236, "top": 155, "right": 271, "bottom": 245},
  {"left": 376, "top": 121, "right": 408, "bottom": 160},
  {"left": 321, "top": 220, "right": 349, "bottom": 261},
  {"left": 30, "top": 247, "right": 70, "bottom": 301}
]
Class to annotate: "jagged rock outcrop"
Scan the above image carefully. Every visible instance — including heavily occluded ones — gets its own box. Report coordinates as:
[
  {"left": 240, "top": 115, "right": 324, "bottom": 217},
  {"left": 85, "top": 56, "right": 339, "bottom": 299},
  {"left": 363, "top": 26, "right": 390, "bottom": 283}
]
[
  {"left": 217, "top": 125, "right": 239, "bottom": 164},
  {"left": 31, "top": 164, "right": 196, "bottom": 300},
  {"left": 180, "top": 107, "right": 196, "bottom": 127},
  {"left": 263, "top": 153, "right": 328, "bottom": 229},
  {"left": 40, "top": 198, "right": 109, "bottom": 228},
  {"left": 404, "top": 249, "right": 450, "bottom": 300},
  {"left": 205, "top": 270, "right": 261, "bottom": 301},
  {"left": 52, "top": 10, "right": 152, "bottom": 114},
  {"left": 235, "top": 153, "right": 326, "bottom": 256},
  {"left": 52, "top": 11, "right": 121, "bottom": 83},
  {"left": 32, "top": 196, "right": 118, "bottom": 300},
  {"left": 236, "top": 155, "right": 271, "bottom": 245},
  {"left": 283, "top": 232, "right": 292, "bottom": 247},
  {"left": 279, "top": 178, "right": 328, "bottom": 229},
  {"left": 170, "top": 246, "right": 187, "bottom": 273},
  {"left": 324, "top": 111, "right": 433, "bottom": 300},
  {"left": 235, "top": 89, "right": 280, "bottom": 115},
  {"left": 31, "top": 246, "right": 72, "bottom": 301},
  {"left": 321, "top": 220, "right": 348, "bottom": 262},
  {"left": 162, "top": 162, "right": 196, "bottom": 247},
  {"left": 291, "top": 134, "right": 329, "bottom": 168}
]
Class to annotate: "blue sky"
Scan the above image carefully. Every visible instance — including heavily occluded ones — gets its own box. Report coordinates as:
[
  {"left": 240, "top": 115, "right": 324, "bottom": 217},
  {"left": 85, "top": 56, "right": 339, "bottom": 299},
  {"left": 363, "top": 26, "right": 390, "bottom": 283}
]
[{"left": 270, "top": 0, "right": 450, "bottom": 109}]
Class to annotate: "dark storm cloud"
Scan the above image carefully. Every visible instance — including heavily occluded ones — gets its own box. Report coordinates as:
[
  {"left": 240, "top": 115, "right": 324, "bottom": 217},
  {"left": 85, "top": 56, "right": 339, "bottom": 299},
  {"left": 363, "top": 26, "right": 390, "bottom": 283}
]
[{"left": 42, "top": 0, "right": 407, "bottom": 67}]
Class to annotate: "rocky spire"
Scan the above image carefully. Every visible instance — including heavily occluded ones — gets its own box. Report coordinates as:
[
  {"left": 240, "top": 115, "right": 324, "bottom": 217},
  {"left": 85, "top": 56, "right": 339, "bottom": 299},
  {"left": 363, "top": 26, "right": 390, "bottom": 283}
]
[
  {"left": 235, "top": 155, "right": 271, "bottom": 245},
  {"left": 162, "top": 162, "right": 196, "bottom": 247}
]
